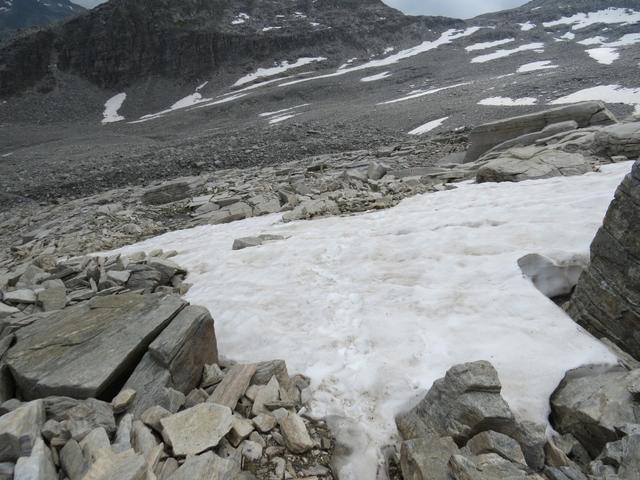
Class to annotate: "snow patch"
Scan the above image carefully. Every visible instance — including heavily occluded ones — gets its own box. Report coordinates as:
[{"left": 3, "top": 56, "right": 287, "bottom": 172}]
[
  {"left": 360, "top": 71, "right": 391, "bottom": 82},
  {"left": 519, "top": 21, "right": 536, "bottom": 31},
  {"left": 559, "top": 32, "right": 575, "bottom": 40},
  {"left": 379, "top": 82, "right": 471, "bottom": 105},
  {"left": 269, "top": 113, "right": 299, "bottom": 124},
  {"left": 586, "top": 47, "right": 620, "bottom": 65},
  {"left": 231, "top": 12, "right": 249, "bottom": 25},
  {"left": 550, "top": 85, "right": 640, "bottom": 116},
  {"left": 471, "top": 43, "right": 545, "bottom": 63},
  {"left": 259, "top": 104, "right": 309, "bottom": 118},
  {"left": 543, "top": 8, "right": 640, "bottom": 31},
  {"left": 234, "top": 57, "right": 327, "bottom": 87},
  {"left": 465, "top": 38, "right": 515, "bottom": 52},
  {"left": 108, "top": 163, "right": 630, "bottom": 479},
  {"left": 479, "top": 96, "right": 538, "bottom": 106},
  {"left": 102, "top": 93, "right": 126, "bottom": 124},
  {"left": 408, "top": 116, "right": 448, "bottom": 135},
  {"left": 517, "top": 61, "right": 558, "bottom": 73}
]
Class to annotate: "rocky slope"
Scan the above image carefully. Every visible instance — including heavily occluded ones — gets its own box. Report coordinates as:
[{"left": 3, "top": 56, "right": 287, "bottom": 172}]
[{"left": 0, "top": 0, "right": 84, "bottom": 39}]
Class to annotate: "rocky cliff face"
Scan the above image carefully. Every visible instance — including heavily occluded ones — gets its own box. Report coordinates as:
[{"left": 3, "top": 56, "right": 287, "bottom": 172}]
[
  {"left": 567, "top": 160, "right": 640, "bottom": 359},
  {"left": 0, "top": 0, "right": 84, "bottom": 37},
  {"left": 0, "top": 0, "right": 458, "bottom": 97}
]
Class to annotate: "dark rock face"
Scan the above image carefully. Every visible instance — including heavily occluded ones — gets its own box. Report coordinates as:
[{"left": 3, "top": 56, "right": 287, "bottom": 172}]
[
  {"left": 0, "top": 0, "right": 459, "bottom": 97},
  {"left": 566, "top": 161, "right": 640, "bottom": 360},
  {"left": 0, "top": 0, "right": 84, "bottom": 37}
]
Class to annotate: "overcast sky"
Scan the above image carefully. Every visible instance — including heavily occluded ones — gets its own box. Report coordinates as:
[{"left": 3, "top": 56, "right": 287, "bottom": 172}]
[{"left": 73, "top": 0, "right": 528, "bottom": 18}]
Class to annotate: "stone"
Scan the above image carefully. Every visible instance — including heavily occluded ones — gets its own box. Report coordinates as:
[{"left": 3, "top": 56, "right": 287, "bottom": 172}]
[
  {"left": 448, "top": 453, "right": 544, "bottom": 479},
  {"left": 160, "top": 403, "right": 233, "bottom": 456},
  {"left": 241, "top": 440, "right": 263, "bottom": 462},
  {"left": 148, "top": 305, "right": 218, "bottom": 393},
  {"left": 112, "top": 389, "right": 137, "bottom": 413},
  {"left": 41, "top": 419, "right": 66, "bottom": 441},
  {"left": 60, "top": 439, "right": 89, "bottom": 480},
  {"left": 112, "top": 413, "right": 133, "bottom": 453},
  {"left": 567, "top": 161, "right": 640, "bottom": 360},
  {"left": 184, "top": 388, "right": 208, "bottom": 408},
  {"left": 368, "top": 161, "right": 388, "bottom": 180},
  {"left": 550, "top": 364, "right": 640, "bottom": 457},
  {"left": 201, "top": 363, "right": 225, "bottom": 388},
  {"left": 278, "top": 412, "right": 314, "bottom": 454},
  {"left": 79, "top": 427, "right": 111, "bottom": 463},
  {"left": 209, "top": 363, "right": 256, "bottom": 410},
  {"left": 155, "top": 457, "right": 179, "bottom": 479},
  {"left": 43, "top": 396, "right": 116, "bottom": 439},
  {"left": 131, "top": 421, "right": 159, "bottom": 457},
  {"left": 476, "top": 147, "right": 590, "bottom": 183},
  {"left": 146, "top": 258, "right": 184, "bottom": 284},
  {"left": 36, "top": 286, "right": 66, "bottom": 311},
  {"left": 253, "top": 359, "right": 291, "bottom": 388},
  {"left": 0, "top": 365, "right": 13, "bottom": 403},
  {"left": 232, "top": 234, "right": 285, "bottom": 251},
  {"left": 598, "top": 434, "right": 640, "bottom": 478},
  {"left": 164, "top": 450, "right": 238, "bottom": 480},
  {"left": 204, "top": 202, "right": 253, "bottom": 225},
  {"left": 594, "top": 122, "right": 640, "bottom": 159},
  {"left": 13, "top": 438, "right": 57, "bottom": 480},
  {"left": 0, "top": 400, "right": 45, "bottom": 462},
  {"left": 0, "top": 302, "right": 20, "bottom": 319},
  {"left": 467, "top": 430, "right": 526, "bottom": 465},
  {"left": 106, "top": 270, "right": 130, "bottom": 285},
  {"left": 465, "top": 101, "right": 617, "bottom": 162},
  {"left": 122, "top": 354, "right": 172, "bottom": 417},
  {"left": 253, "top": 413, "right": 277, "bottom": 433},
  {"left": 396, "top": 361, "right": 515, "bottom": 445},
  {"left": 2, "top": 289, "right": 36, "bottom": 304},
  {"left": 518, "top": 253, "right": 589, "bottom": 299},
  {"left": 140, "top": 405, "right": 171, "bottom": 432},
  {"left": 248, "top": 194, "right": 282, "bottom": 216},
  {"left": 400, "top": 435, "right": 460, "bottom": 480},
  {"left": 544, "top": 466, "right": 588, "bottom": 480},
  {"left": 125, "top": 265, "right": 162, "bottom": 291},
  {"left": 282, "top": 199, "right": 340, "bottom": 222},
  {"left": 142, "top": 181, "right": 192, "bottom": 205},
  {"left": 485, "top": 120, "right": 580, "bottom": 155},
  {"left": 252, "top": 376, "right": 280, "bottom": 416},
  {"left": 228, "top": 414, "right": 255, "bottom": 447},
  {"left": 82, "top": 448, "right": 146, "bottom": 480},
  {"left": 5, "top": 293, "right": 186, "bottom": 399}
]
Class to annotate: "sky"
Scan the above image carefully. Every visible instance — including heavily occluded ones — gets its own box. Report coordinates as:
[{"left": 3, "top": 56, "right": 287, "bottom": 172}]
[{"left": 73, "top": 0, "right": 528, "bottom": 19}]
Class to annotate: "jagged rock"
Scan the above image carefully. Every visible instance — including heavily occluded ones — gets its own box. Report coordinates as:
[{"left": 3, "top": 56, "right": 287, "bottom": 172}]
[
  {"left": 282, "top": 199, "right": 340, "bottom": 222},
  {"left": 112, "top": 413, "right": 133, "bottom": 453},
  {"left": 13, "top": 438, "right": 57, "bottom": 480},
  {"left": 550, "top": 365, "right": 640, "bottom": 457},
  {"left": 79, "top": 427, "right": 111, "bottom": 464},
  {"left": 232, "top": 234, "right": 286, "bottom": 251},
  {"left": 131, "top": 421, "right": 159, "bottom": 457},
  {"left": 43, "top": 396, "right": 116, "bottom": 439},
  {"left": 140, "top": 405, "right": 171, "bottom": 432},
  {"left": 253, "top": 413, "right": 277, "bottom": 433},
  {"left": 396, "top": 361, "right": 514, "bottom": 445},
  {"left": 248, "top": 194, "right": 281, "bottom": 216},
  {"left": 465, "top": 102, "right": 617, "bottom": 162},
  {"left": 165, "top": 450, "right": 238, "bottom": 479},
  {"left": 485, "top": 121, "right": 579, "bottom": 155},
  {"left": 253, "top": 360, "right": 290, "bottom": 387},
  {"left": 2, "top": 289, "right": 36, "bottom": 304},
  {"left": 125, "top": 265, "right": 162, "bottom": 291},
  {"left": 544, "top": 466, "right": 588, "bottom": 480},
  {"left": 112, "top": 389, "right": 137, "bottom": 414},
  {"left": 160, "top": 403, "right": 233, "bottom": 456},
  {"left": 82, "top": 448, "right": 146, "bottom": 480},
  {"left": 368, "top": 161, "right": 388, "bottom": 180},
  {"left": 201, "top": 363, "right": 225, "bottom": 388},
  {"left": 252, "top": 376, "right": 280, "bottom": 416},
  {"left": 400, "top": 435, "right": 460, "bottom": 480},
  {"left": 146, "top": 258, "right": 184, "bottom": 284},
  {"left": 476, "top": 147, "right": 590, "bottom": 183},
  {"left": 517, "top": 253, "right": 588, "bottom": 298},
  {"left": 5, "top": 293, "right": 186, "bottom": 399},
  {"left": 467, "top": 431, "right": 526, "bottom": 465},
  {"left": 597, "top": 434, "right": 640, "bottom": 478},
  {"left": 241, "top": 440, "right": 263, "bottom": 462},
  {"left": 448, "top": 453, "right": 544, "bottom": 479},
  {"left": 567, "top": 161, "right": 640, "bottom": 360},
  {"left": 36, "top": 286, "right": 66, "bottom": 311},
  {"left": 228, "top": 414, "right": 255, "bottom": 447},
  {"left": 184, "top": 388, "right": 208, "bottom": 408},
  {"left": 278, "top": 412, "right": 314, "bottom": 454},
  {"left": 594, "top": 122, "right": 640, "bottom": 159},
  {"left": 142, "top": 181, "right": 192, "bottom": 205},
  {"left": 209, "top": 363, "right": 256, "bottom": 410},
  {"left": 60, "top": 439, "right": 89, "bottom": 480},
  {"left": 204, "top": 202, "right": 253, "bottom": 225},
  {"left": 0, "top": 302, "right": 20, "bottom": 319},
  {"left": 0, "top": 400, "right": 45, "bottom": 462}
]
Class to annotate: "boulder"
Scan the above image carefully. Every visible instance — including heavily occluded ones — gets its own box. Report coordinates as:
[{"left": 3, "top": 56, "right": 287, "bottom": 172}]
[
  {"left": 448, "top": 453, "right": 544, "bottom": 479},
  {"left": 112, "top": 389, "right": 137, "bottom": 414},
  {"left": 82, "top": 448, "right": 146, "bottom": 480},
  {"left": 165, "top": 451, "right": 238, "bottom": 479},
  {"left": 0, "top": 400, "right": 45, "bottom": 462},
  {"left": 13, "top": 438, "right": 57, "bottom": 480},
  {"left": 5, "top": 293, "right": 186, "bottom": 399},
  {"left": 142, "top": 181, "right": 192, "bottom": 205},
  {"left": 60, "top": 439, "right": 89, "bottom": 479},
  {"left": 36, "top": 286, "right": 67, "bottom": 311},
  {"left": 550, "top": 365, "right": 640, "bottom": 457},
  {"left": 517, "top": 253, "right": 589, "bottom": 298},
  {"left": 400, "top": 435, "right": 460, "bottom": 480},
  {"left": 203, "top": 202, "right": 253, "bottom": 225},
  {"left": 232, "top": 234, "right": 286, "bottom": 251},
  {"left": 467, "top": 430, "right": 526, "bottom": 465},
  {"left": 594, "top": 122, "right": 640, "bottom": 159},
  {"left": 567, "top": 161, "right": 640, "bottom": 359},
  {"left": 465, "top": 102, "right": 617, "bottom": 162},
  {"left": 396, "top": 361, "right": 515, "bottom": 445},
  {"left": 208, "top": 363, "right": 256, "bottom": 410},
  {"left": 596, "top": 434, "right": 640, "bottom": 478},
  {"left": 476, "top": 147, "right": 590, "bottom": 183},
  {"left": 160, "top": 403, "right": 233, "bottom": 456},
  {"left": 278, "top": 412, "right": 314, "bottom": 454},
  {"left": 43, "top": 396, "right": 116, "bottom": 439},
  {"left": 282, "top": 199, "right": 340, "bottom": 223},
  {"left": 201, "top": 363, "right": 224, "bottom": 388},
  {"left": 484, "top": 121, "right": 579, "bottom": 155}
]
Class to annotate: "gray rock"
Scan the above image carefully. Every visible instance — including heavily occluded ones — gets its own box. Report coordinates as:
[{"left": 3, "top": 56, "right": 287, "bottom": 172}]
[
  {"left": 396, "top": 361, "right": 515, "bottom": 445},
  {"left": 36, "top": 286, "right": 66, "bottom": 311},
  {"left": 112, "top": 389, "right": 137, "bottom": 413},
  {"left": 550, "top": 365, "right": 640, "bottom": 457},
  {"left": 106, "top": 270, "right": 131, "bottom": 285},
  {"left": 142, "top": 181, "right": 192, "bottom": 205},
  {"left": 241, "top": 440, "right": 263, "bottom": 462},
  {"left": 400, "top": 435, "right": 460, "bottom": 480},
  {"left": 465, "top": 102, "right": 617, "bottom": 162},
  {"left": 253, "top": 413, "right": 277, "bottom": 433},
  {"left": 131, "top": 420, "right": 159, "bottom": 457},
  {"left": 598, "top": 434, "right": 640, "bottom": 479},
  {"left": 467, "top": 430, "right": 526, "bottom": 465},
  {"left": 248, "top": 194, "right": 282, "bottom": 216},
  {"left": 476, "top": 147, "right": 590, "bottom": 183},
  {"left": 252, "top": 376, "right": 280, "bottom": 416},
  {"left": 252, "top": 359, "right": 290, "bottom": 388},
  {"left": 60, "top": 439, "right": 89, "bottom": 480},
  {"left": 517, "top": 253, "right": 588, "bottom": 298},
  {"left": 112, "top": 413, "right": 133, "bottom": 453},
  {"left": 484, "top": 120, "right": 579, "bottom": 156},
  {"left": 0, "top": 365, "right": 14, "bottom": 403},
  {"left": 368, "top": 161, "right": 388, "bottom": 180},
  {"left": 165, "top": 450, "right": 238, "bottom": 480},
  {"left": 5, "top": 293, "right": 186, "bottom": 399},
  {"left": 2, "top": 289, "right": 36, "bottom": 304},
  {"left": 278, "top": 412, "right": 314, "bottom": 454},
  {"left": 544, "top": 466, "right": 588, "bottom": 480},
  {"left": 140, "top": 405, "right": 171, "bottom": 432},
  {"left": 282, "top": 199, "right": 340, "bottom": 222},
  {"left": 594, "top": 122, "right": 640, "bottom": 159},
  {"left": 43, "top": 396, "right": 116, "bottom": 439},
  {"left": 82, "top": 448, "right": 146, "bottom": 480},
  {"left": 204, "top": 202, "right": 253, "bottom": 225},
  {"left": 209, "top": 363, "right": 256, "bottom": 410},
  {"left": 448, "top": 453, "right": 544, "bottom": 479},
  {"left": 228, "top": 414, "right": 255, "bottom": 447},
  {"left": 184, "top": 388, "right": 208, "bottom": 408},
  {"left": 146, "top": 258, "right": 184, "bottom": 284},
  {"left": 232, "top": 234, "right": 286, "bottom": 251},
  {"left": 0, "top": 302, "right": 20, "bottom": 319},
  {"left": 13, "top": 438, "right": 57, "bottom": 480},
  {"left": 125, "top": 265, "right": 162, "bottom": 291},
  {"left": 79, "top": 427, "right": 111, "bottom": 464},
  {"left": 160, "top": 403, "right": 233, "bottom": 456},
  {"left": 0, "top": 400, "right": 45, "bottom": 462},
  {"left": 567, "top": 161, "right": 640, "bottom": 360},
  {"left": 201, "top": 363, "right": 224, "bottom": 388}
]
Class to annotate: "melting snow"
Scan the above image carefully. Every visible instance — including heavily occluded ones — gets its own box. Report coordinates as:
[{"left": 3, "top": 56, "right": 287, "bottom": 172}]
[
  {"left": 586, "top": 47, "right": 620, "bottom": 65},
  {"left": 559, "top": 32, "right": 575, "bottom": 40},
  {"left": 109, "top": 163, "right": 631, "bottom": 479},
  {"left": 407, "top": 116, "right": 448, "bottom": 135},
  {"left": 231, "top": 13, "right": 250, "bottom": 25},
  {"left": 519, "top": 21, "right": 536, "bottom": 31},
  {"left": 517, "top": 60, "right": 559, "bottom": 73},
  {"left": 471, "top": 43, "right": 545, "bottom": 63},
  {"left": 360, "top": 71, "right": 391, "bottom": 82},
  {"left": 131, "top": 93, "right": 247, "bottom": 123},
  {"left": 543, "top": 8, "right": 640, "bottom": 31},
  {"left": 259, "top": 104, "right": 309, "bottom": 117},
  {"left": 268, "top": 113, "right": 299, "bottom": 124},
  {"left": 550, "top": 85, "right": 640, "bottom": 116},
  {"left": 101, "top": 93, "right": 127, "bottom": 124},
  {"left": 234, "top": 57, "right": 327, "bottom": 87},
  {"left": 262, "top": 26, "right": 282, "bottom": 32},
  {"left": 465, "top": 38, "right": 515, "bottom": 52},
  {"left": 379, "top": 82, "right": 471, "bottom": 105},
  {"left": 577, "top": 36, "right": 609, "bottom": 45},
  {"left": 479, "top": 96, "right": 538, "bottom": 106},
  {"left": 579, "top": 33, "right": 640, "bottom": 64}
]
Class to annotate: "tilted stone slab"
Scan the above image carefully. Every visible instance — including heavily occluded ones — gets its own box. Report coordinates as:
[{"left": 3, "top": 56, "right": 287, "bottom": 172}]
[{"left": 5, "top": 293, "right": 186, "bottom": 399}]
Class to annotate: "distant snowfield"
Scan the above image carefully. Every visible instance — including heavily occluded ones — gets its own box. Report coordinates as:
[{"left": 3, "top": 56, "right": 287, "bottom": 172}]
[
  {"left": 579, "top": 33, "right": 640, "bottom": 65},
  {"left": 517, "top": 60, "right": 558, "bottom": 73},
  {"left": 479, "top": 96, "right": 538, "bottom": 106},
  {"left": 543, "top": 7, "right": 640, "bottom": 30},
  {"left": 109, "top": 163, "right": 632, "bottom": 479},
  {"left": 234, "top": 57, "right": 327, "bottom": 87},
  {"left": 586, "top": 47, "right": 620, "bottom": 65},
  {"left": 465, "top": 38, "right": 514, "bottom": 52},
  {"left": 408, "top": 116, "right": 448, "bottom": 135},
  {"left": 471, "top": 43, "right": 544, "bottom": 63},
  {"left": 102, "top": 93, "right": 126, "bottom": 124},
  {"left": 379, "top": 82, "right": 471, "bottom": 105},
  {"left": 360, "top": 71, "right": 391, "bottom": 82},
  {"left": 551, "top": 84, "right": 640, "bottom": 116}
]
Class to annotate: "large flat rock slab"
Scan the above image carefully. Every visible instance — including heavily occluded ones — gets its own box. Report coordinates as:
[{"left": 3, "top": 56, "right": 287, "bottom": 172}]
[{"left": 5, "top": 293, "right": 186, "bottom": 400}]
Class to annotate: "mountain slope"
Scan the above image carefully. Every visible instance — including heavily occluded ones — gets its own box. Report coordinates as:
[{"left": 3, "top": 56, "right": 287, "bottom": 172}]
[{"left": 0, "top": 0, "right": 85, "bottom": 37}]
